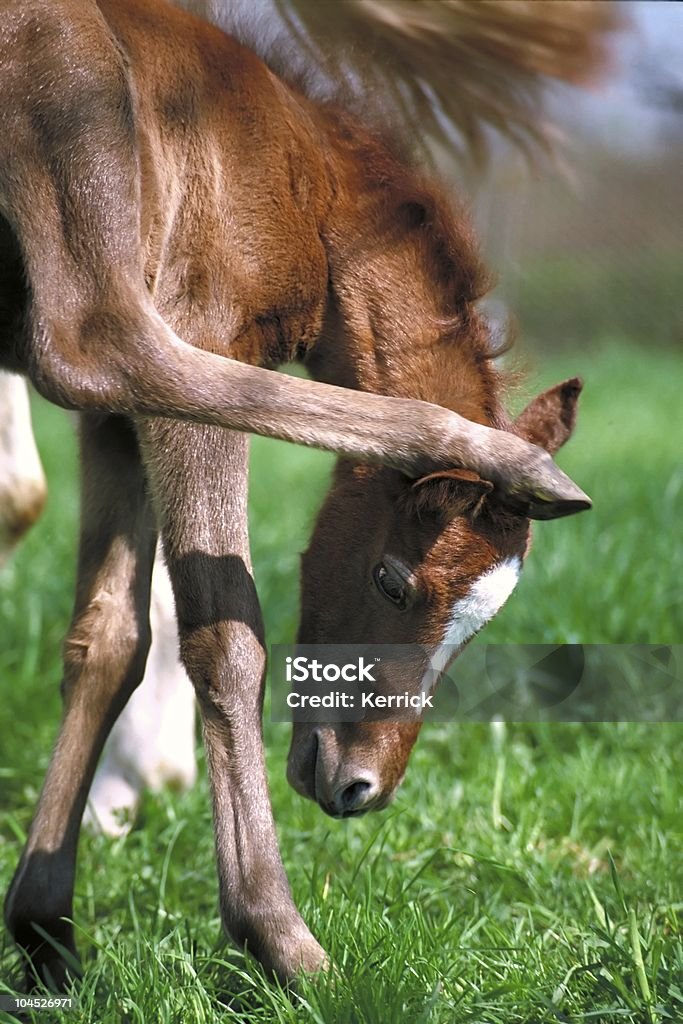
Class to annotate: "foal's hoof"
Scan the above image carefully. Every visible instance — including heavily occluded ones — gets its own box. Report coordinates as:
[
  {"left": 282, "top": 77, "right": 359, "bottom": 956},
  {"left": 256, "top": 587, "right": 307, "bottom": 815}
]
[
  {"left": 266, "top": 932, "right": 328, "bottom": 985},
  {"left": 8, "top": 921, "right": 82, "bottom": 993},
  {"left": 24, "top": 950, "right": 82, "bottom": 994},
  {"left": 296, "top": 936, "right": 328, "bottom": 976}
]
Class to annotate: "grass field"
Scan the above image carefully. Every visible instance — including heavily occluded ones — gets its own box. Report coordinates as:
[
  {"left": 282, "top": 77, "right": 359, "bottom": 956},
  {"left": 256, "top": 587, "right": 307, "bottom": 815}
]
[{"left": 0, "top": 342, "right": 681, "bottom": 1022}]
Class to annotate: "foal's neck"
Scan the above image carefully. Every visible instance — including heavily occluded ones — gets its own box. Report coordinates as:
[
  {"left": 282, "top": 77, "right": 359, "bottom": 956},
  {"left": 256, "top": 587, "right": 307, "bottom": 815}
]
[{"left": 305, "top": 116, "right": 503, "bottom": 430}]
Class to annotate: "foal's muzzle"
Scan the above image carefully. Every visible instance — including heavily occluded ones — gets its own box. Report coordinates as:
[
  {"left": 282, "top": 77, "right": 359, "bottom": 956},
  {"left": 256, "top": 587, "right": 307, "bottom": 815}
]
[{"left": 288, "top": 727, "right": 381, "bottom": 818}]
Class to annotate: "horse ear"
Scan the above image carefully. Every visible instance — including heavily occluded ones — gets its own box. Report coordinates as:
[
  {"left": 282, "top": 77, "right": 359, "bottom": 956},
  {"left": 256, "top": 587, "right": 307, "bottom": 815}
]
[
  {"left": 409, "top": 468, "right": 493, "bottom": 517},
  {"left": 514, "top": 377, "right": 583, "bottom": 455}
]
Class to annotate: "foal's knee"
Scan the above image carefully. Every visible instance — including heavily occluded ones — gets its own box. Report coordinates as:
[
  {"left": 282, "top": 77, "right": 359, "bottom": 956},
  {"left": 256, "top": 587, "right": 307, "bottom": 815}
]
[
  {"left": 29, "top": 298, "right": 159, "bottom": 414},
  {"left": 180, "top": 620, "right": 266, "bottom": 714},
  {"left": 171, "top": 558, "right": 266, "bottom": 710},
  {"left": 61, "top": 593, "right": 151, "bottom": 710}
]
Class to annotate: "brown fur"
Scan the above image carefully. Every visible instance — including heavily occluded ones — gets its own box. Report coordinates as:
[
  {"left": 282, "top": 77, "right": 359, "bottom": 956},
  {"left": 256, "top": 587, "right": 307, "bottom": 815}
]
[{"left": 1, "top": 0, "right": 593, "bottom": 990}]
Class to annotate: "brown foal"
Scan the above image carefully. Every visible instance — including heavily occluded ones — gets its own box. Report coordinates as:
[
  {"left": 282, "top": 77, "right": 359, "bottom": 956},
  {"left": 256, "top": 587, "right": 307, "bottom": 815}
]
[{"left": 1, "top": 0, "right": 596, "bottom": 988}]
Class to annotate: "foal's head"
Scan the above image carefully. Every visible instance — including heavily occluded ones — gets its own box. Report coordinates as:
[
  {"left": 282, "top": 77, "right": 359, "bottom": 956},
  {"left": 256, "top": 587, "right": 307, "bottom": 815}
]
[
  {"left": 287, "top": 377, "right": 583, "bottom": 817},
  {"left": 286, "top": 126, "right": 587, "bottom": 816}
]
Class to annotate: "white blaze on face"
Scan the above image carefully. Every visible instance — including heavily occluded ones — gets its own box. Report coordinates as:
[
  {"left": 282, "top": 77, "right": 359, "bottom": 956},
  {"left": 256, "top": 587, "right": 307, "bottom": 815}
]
[{"left": 429, "top": 557, "right": 521, "bottom": 676}]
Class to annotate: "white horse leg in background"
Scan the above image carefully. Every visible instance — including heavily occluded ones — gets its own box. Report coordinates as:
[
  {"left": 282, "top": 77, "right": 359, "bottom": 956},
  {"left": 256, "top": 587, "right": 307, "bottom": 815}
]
[
  {"left": 0, "top": 371, "right": 47, "bottom": 562},
  {"left": 0, "top": 371, "right": 196, "bottom": 836}
]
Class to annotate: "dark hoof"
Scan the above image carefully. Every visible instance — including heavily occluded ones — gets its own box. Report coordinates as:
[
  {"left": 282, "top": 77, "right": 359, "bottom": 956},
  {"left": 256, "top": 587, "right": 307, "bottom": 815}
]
[
  {"left": 12, "top": 923, "right": 82, "bottom": 993},
  {"left": 24, "top": 951, "right": 81, "bottom": 994}
]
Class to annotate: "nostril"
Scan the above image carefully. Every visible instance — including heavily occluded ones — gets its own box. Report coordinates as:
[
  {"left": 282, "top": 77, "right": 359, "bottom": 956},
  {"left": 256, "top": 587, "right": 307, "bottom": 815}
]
[
  {"left": 334, "top": 778, "right": 376, "bottom": 816},
  {"left": 342, "top": 780, "right": 371, "bottom": 807}
]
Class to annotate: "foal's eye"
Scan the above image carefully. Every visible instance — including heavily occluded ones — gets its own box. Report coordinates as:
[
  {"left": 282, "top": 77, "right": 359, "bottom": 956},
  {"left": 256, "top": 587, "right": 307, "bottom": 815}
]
[{"left": 373, "top": 561, "right": 410, "bottom": 610}]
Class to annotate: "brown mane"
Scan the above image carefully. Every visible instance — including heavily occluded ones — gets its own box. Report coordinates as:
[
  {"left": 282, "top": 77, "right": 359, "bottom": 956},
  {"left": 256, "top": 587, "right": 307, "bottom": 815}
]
[
  {"left": 292, "top": 104, "right": 506, "bottom": 428},
  {"left": 321, "top": 106, "right": 493, "bottom": 303}
]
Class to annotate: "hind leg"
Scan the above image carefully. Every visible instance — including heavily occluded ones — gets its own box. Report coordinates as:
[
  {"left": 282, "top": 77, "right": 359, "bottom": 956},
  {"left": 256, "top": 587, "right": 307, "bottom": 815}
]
[
  {"left": 0, "top": 376, "right": 194, "bottom": 840},
  {"left": 4, "top": 413, "right": 156, "bottom": 989},
  {"left": 84, "top": 546, "right": 197, "bottom": 837}
]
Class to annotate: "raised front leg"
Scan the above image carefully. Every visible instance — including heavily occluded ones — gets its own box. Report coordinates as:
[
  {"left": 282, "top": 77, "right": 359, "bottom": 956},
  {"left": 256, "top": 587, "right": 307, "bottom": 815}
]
[
  {"left": 3, "top": 0, "right": 589, "bottom": 526},
  {"left": 138, "top": 419, "right": 325, "bottom": 981},
  {"left": 4, "top": 414, "right": 156, "bottom": 989}
]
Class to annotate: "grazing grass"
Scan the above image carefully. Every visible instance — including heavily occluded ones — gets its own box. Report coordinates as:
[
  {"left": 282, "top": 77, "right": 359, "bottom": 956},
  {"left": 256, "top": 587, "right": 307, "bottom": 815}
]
[{"left": 1, "top": 342, "right": 681, "bottom": 1022}]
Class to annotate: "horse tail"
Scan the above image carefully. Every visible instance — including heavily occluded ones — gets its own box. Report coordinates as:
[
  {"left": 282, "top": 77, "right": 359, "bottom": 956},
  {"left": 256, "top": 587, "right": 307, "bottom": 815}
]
[{"left": 177, "top": 0, "right": 623, "bottom": 163}]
